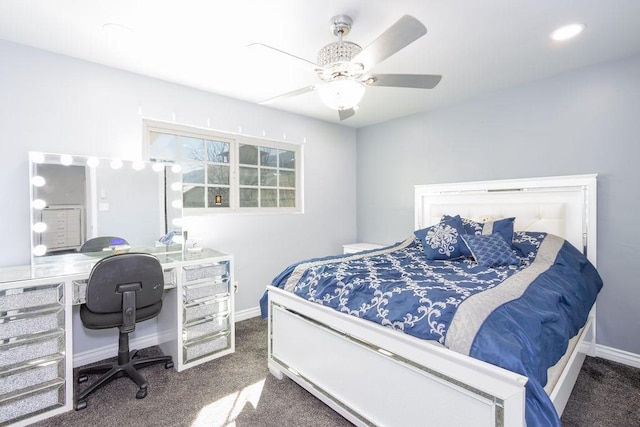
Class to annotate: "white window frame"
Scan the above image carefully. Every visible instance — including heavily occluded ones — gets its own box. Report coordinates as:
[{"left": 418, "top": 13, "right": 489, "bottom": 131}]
[{"left": 143, "top": 119, "right": 304, "bottom": 214}]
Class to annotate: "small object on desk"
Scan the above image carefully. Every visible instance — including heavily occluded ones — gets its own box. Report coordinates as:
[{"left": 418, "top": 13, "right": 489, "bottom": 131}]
[{"left": 187, "top": 247, "right": 203, "bottom": 252}]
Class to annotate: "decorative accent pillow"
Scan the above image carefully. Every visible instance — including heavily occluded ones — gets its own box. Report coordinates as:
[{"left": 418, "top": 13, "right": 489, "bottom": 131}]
[
  {"left": 443, "top": 215, "right": 516, "bottom": 245},
  {"left": 414, "top": 215, "right": 466, "bottom": 260},
  {"left": 461, "top": 233, "right": 520, "bottom": 267}
]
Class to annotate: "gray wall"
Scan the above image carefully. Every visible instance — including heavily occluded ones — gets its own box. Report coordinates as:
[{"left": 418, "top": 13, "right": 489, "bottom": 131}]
[
  {"left": 0, "top": 39, "right": 357, "bottom": 321},
  {"left": 356, "top": 53, "right": 640, "bottom": 355}
]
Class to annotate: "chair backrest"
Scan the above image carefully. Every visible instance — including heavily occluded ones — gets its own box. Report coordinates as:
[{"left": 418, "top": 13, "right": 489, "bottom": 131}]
[
  {"left": 80, "top": 236, "right": 129, "bottom": 253},
  {"left": 85, "top": 253, "right": 164, "bottom": 314}
]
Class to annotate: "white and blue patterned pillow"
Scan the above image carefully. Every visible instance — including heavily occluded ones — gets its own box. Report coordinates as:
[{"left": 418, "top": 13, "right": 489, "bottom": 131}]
[
  {"left": 443, "top": 215, "right": 516, "bottom": 245},
  {"left": 414, "top": 215, "right": 466, "bottom": 260},
  {"left": 462, "top": 233, "right": 520, "bottom": 267}
]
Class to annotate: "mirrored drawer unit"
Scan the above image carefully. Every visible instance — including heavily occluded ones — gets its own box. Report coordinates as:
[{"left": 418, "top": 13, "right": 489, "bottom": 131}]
[
  {"left": 0, "top": 281, "right": 71, "bottom": 426},
  {"left": 179, "top": 261, "right": 233, "bottom": 368}
]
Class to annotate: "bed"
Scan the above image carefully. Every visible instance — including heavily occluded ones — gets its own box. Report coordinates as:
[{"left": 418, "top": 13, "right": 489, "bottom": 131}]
[{"left": 262, "top": 174, "right": 601, "bottom": 427}]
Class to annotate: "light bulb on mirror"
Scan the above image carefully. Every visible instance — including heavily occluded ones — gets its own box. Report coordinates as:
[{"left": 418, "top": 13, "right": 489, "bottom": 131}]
[
  {"left": 172, "top": 218, "right": 183, "bottom": 227},
  {"left": 60, "top": 154, "right": 73, "bottom": 166},
  {"left": 33, "top": 245, "right": 47, "bottom": 256},
  {"left": 86, "top": 157, "right": 99, "bottom": 168},
  {"left": 171, "top": 182, "right": 182, "bottom": 191},
  {"left": 132, "top": 160, "right": 146, "bottom": 171},
  {"left": 33, "top": 199, "right": 47, "bottom": 209},
  {"left": 171, "top": 164, "right": 182, "bottom": 173},
  {"left": 32, "top": 176, "right": 46, "bottom": 187},
  {"left": 110, "top": 158, "right": 123, "bottom": 169},
  {"left": 152, "top": 163, "right": 165, "bottom": 172},
  {"left": 31, "top": 152, "right": 45, "bottom": 164},
  {"left": 33, "top": 222, "right": 47, "bottom": 233}
]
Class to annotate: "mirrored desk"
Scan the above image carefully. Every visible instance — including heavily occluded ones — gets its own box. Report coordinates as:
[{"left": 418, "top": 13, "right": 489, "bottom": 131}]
[{"left": 0, "top": 247, "right": 234, "bottom": 426}]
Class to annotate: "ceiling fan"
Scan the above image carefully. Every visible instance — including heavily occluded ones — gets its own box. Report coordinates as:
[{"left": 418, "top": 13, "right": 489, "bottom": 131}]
[{"left": 251, "top": 14, "right": 442, "bottom": 121}]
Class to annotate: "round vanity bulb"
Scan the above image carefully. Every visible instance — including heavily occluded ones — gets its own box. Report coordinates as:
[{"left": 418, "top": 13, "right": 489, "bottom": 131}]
[
  {"left": 32, "top": 176, "right": 46, "bottom": 187},
  {"left": 86, "top": 157, "right": 99, "bottom": 168},
  {"left": 172, "top": 218, "right": 183, "bottom": 227},
  {"left": 171, "top": 182, "right": 182, "bottom": 191},
  {"left": 171, "top": 164, "right": 182, "bottom": 173},
  {"left": 132, "top": 160, "right": 146, "bottom": 171},
  {"left": 110, "top": 158, "right": 123, "bottom": 169},
  {"left": 31, "top": 152, "right": 45, "bottom": 164},
  {"left": 33, "top": 245, "right": 47, "bottom": 256},
  {"left": 33, "top": 222, "right": 47, "bottom": 233},
  {"left": 152, "top": 163, "right": 165, "bottom": 172},
  {"left": 33, "top": 199, "right": 47, "bottom": 209},
  {"left": 60, "top": 154, "right": 73, "bottom": 166},
  {"left": 171, "top": 199, "right": 183, "bottom": 209}
]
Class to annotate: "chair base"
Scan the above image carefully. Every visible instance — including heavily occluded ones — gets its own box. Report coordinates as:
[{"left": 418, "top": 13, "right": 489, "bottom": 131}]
[{"left": 75, "top": 349, "right": 173, "bottom": 410}]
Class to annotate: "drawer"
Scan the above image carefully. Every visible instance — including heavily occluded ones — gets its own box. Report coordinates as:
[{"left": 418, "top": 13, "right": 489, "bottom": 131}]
[
  {"left": 163, "top": 268, "right": 177, "bottom": 289},
  {"left": 0, "top": 381, "right": 65, "bottom": 425},
  {"left": 183, "top": 296, "right": 229, "bottom": 323},
  {"left": 0, "top": 332, "right": 64, "bottom": 369},
  {"left": 0, "top": 357, "right": 63, "bottom": 395},
  {"left": 72, "top": 279, "right": 87, "bottom": 305},
  {"left": 183, "top": 280, "right": 228, "bottom": 302},
  {"left": 183, "top": 314, "right": 229, "bottom": 342},
  {"left": 0, "top": 283, "right": 63, "bottom": 313},
  {"left": 183, "top": 263, "right": 228, "bottom": 283},
  {"left": 182, "top": 332, "right": 230, "bottom": 363},
  {"left": 0, "top": 309, "right": 63, "bottom": 341}
]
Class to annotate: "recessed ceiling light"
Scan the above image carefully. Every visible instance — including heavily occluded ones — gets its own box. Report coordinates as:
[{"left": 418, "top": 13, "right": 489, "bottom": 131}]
[{"left": 550, "top": 23, "right": 586, "bottom": 41}]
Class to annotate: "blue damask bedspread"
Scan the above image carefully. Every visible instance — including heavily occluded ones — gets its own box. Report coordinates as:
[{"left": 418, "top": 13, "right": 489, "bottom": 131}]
[{"left": 261, "top": 232, "right": 603, "bottom": 426}]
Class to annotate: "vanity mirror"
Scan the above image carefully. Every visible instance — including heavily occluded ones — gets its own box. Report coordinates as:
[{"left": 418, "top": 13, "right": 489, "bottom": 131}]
[{"left": 29, "top": 152, "right": 183, "bottom": 266}]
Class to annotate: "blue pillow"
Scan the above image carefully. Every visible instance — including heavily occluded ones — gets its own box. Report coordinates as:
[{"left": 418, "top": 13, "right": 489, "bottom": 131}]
[
  {"left": 414, "top": 215, "right": 466, "bottom": 260},
  {"left": 461, "top": 233, "right": 520, "bottom": 267},
  {"left": 443, "top": 215, "right": 515, "bottom": 245}
]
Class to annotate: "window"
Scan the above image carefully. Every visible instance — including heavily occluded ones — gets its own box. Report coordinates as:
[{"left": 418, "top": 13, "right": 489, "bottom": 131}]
[{"left": 144, "top": 120, "right": 302, "bottom": 212}]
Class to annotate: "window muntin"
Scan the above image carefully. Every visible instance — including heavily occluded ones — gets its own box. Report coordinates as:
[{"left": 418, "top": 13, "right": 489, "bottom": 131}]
[{"left": 147, "top": 123, "right": 300, "bottom": 212}]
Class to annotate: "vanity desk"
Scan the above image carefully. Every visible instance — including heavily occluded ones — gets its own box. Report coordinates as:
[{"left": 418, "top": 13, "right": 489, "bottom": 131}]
[{"left": 0, "top": 247, "right": 234, "bottom": 426}]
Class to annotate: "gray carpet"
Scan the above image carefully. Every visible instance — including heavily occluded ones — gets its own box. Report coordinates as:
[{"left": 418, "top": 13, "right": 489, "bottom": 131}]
[{"left": 31, "top": 317, "right": 639, "bottom": 426}]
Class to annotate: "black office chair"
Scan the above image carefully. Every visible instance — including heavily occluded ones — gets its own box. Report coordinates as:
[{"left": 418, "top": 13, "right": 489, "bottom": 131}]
[
  {"left": 75, "top": 253, "right": 173, "bottom": 410},
  {"left": 79, "top": 236, "right": 129, "bottom": 253}
]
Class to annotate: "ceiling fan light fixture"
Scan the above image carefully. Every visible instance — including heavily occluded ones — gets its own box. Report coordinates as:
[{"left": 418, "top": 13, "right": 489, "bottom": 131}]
[{"left": 317, "top": 79, "right": 365, "bottom": 110}]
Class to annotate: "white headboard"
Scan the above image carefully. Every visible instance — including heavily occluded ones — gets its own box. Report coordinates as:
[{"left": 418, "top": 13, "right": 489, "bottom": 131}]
[{"left": 415, "top": 175, "right": 597, "bottom": 265}]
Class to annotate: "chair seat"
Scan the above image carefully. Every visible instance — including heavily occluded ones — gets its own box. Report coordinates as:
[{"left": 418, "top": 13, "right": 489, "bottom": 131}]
[{"left": 80, "top": 300, "right": 163, "bottom": 330}]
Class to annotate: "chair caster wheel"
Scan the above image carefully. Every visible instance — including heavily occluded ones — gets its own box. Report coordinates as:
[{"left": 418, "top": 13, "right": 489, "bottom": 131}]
[
  {"left": 78, "top": 374, "right": 88, "bottom": 383},
  {"left": 75, "top": 400, "right": 87, "bottom": 410},
  {"left": 136, "top": 388, "right": 148, "bottom": 399},
  {"left": 165, "top": 360, "right": 174, "bottom": 369}
]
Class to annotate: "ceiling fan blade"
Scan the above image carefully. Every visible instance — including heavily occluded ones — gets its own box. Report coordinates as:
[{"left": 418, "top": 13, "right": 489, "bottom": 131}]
[
  {"left": 352, "top": 15, "right": 427, "bottom": 71},
  {"left": 339, "top": 108, "right": 357, "bottom": 121},
  {"left": 366, "top": 74, "right": 442, "bottom": 89},
  {"left": 247, "top": 43, "right": 323, "bottom": 74},
  {"left": 259, "top": 85, "right": 316, "bottom": 105}
]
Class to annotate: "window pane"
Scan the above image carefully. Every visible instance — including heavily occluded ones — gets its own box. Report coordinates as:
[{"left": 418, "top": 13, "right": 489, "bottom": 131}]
[
  {"left": 279, "top": 170, "right": 295, "bottom": 188},
  {"left": 260, "top": 147, "right": 277, "bottom": 167},
  {"left": 180, "top": 136, "right": 205, "bottom": 161},
  {"left": 182, "top": 163, "right": 205, "bottom": 184},
  {"left": 149, "top": 132, "right": 178, "bottom": 161},
  {"left": 183, "top": 186, "right": 204, "bottom": 208},
  {"left": 207, "top": 140, "right": 229, "bottom": 163},
  {"left": 239, "top": 188, "right": 258, "bottom": 207},
  {"left": 239, "top": 166, "right": 258, "bottom": 186},
  {"left": 279, "top": 150, "right": 295, "bottom": 169},
  {"left": 207, "top": 164, "right": 230, "bottom": 185},
  {"left": 279, "top": 190, "right": 296, "bottom": 207},
  {"left": 260, "top": 168, "right": 277, "bottom": 186},
  {"left": 208, "top": 187, "right": 229, "bottom": 208},
  {"left": 239, "top": 144, "right": 258, "bottom": 165},
  {"left": 261, "top": 189, "right": 277, "bottom": 207}
]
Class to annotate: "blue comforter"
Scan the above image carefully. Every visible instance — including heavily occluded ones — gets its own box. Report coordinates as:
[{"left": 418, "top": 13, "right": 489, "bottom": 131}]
[{"left": 261, "top": 232, "right": 602, "bottom": 426}]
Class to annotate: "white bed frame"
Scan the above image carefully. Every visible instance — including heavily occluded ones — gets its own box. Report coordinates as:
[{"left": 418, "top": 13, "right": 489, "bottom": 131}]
[{"left": 267, "top": 174, "right": 597, "bottom": 426}]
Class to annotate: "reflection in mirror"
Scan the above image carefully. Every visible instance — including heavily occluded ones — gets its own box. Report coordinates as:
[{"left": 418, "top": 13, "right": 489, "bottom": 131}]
[{"left": 29, "top": 152, "right": 183, "bottom": 265}]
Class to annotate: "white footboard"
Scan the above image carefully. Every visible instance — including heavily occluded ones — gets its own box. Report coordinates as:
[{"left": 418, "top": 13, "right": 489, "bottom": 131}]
[{"left": 267, "top": 286, "right": 529, "bottom": 427}]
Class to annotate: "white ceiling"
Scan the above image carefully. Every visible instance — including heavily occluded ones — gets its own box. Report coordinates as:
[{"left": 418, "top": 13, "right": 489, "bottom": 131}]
[{"left": 2, "top": 0, "right": 640, "bottom": 128}]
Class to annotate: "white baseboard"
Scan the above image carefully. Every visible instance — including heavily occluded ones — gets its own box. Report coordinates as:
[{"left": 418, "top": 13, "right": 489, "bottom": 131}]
[
  {"left": 595, "top": 343, "right": 640, "bottom": 369},
  {"left": 73, "top": 329, "right": 175, "bottom": 368},
  {"left": 234, "top": 306, "right": 261, "bottom": 322},
  {"left": 73, "top": 308, "right": 263, "bottom": 368}
]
